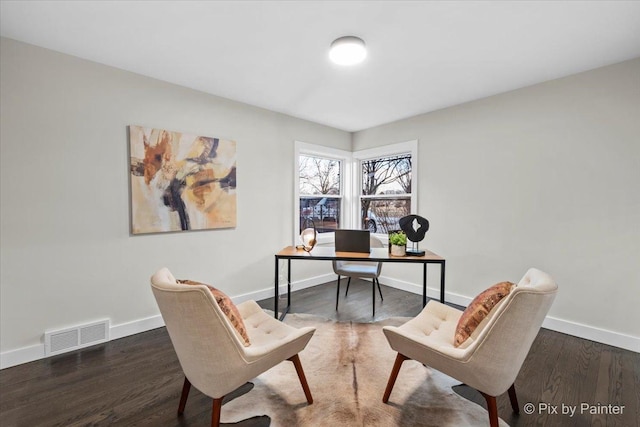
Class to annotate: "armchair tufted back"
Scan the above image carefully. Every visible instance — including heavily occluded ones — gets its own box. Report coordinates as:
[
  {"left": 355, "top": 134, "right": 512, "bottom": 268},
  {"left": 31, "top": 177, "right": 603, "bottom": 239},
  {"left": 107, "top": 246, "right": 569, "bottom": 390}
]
[
  {"left": 461, "top": 268, "right": 558, "bottom": 395},
  {"left": 150, "top": 268, "right": 248, "bottom": 397}
]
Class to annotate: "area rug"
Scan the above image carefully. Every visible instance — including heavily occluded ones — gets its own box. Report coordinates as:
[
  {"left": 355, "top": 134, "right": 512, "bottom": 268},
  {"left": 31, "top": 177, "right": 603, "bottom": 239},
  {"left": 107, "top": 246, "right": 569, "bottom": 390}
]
[{"left": 219, "top": 314, "right": 508, "bottom": 426}]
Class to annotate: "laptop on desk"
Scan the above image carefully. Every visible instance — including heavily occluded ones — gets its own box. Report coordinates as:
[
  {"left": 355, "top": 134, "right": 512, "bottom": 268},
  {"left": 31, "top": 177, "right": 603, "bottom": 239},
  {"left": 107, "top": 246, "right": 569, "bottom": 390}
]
[{"left": 334, "top": 229, "right": 371, "bottom": 253}]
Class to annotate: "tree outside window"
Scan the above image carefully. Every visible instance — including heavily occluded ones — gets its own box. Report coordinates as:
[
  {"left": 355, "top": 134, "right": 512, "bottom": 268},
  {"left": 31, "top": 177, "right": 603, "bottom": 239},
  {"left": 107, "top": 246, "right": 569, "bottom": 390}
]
[
  {"left": 299, "top": 155, "right": 342, "bottom": 233},
  {"left": 360, "top": 154, "right": 412, "bottom": 233}
]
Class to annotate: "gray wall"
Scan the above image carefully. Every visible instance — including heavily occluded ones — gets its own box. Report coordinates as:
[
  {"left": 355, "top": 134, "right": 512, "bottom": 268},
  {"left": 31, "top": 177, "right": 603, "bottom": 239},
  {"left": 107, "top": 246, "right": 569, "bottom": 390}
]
[
  {"left": 0, "top": 38, "right": 350, "bottom": 355},
  {"left": 2, "top": 36, "right": 638, "bottom": 361},
  {"left": 354, "top": 58, "right": 640, "bottom": 342}
]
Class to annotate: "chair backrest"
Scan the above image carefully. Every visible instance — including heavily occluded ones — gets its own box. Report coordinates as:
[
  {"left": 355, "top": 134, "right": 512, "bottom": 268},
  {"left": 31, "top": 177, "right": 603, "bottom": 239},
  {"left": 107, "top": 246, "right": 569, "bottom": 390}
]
[
  {"left": 462, "top": 268, "right": 558, "bottom": 396},
  {"left": 150, "top": 268, "right": 248, "bottom": 397},
  {"left": 370, "top": 236, "right": 384, "bottom": 249},
  {"left": 333, "top": 236, "right": 384, "bottom": 272}
]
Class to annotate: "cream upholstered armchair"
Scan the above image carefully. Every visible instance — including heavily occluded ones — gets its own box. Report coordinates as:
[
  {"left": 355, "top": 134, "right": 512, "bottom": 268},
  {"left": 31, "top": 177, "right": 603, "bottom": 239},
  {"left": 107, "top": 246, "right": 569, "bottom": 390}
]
[
  {"left": 382, "top": 268, "right": 558, "bottom": 427},
  {"left": 333, "top": 236, "right": 384, "bottom": 316},
  {"left": 150, "top": 268, "right": 315, "bottom": 427}
]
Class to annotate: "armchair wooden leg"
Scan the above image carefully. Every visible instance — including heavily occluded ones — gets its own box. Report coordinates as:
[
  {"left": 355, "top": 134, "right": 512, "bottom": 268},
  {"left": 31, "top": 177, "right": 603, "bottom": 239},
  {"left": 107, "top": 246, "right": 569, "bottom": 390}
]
[
  {"left": 178, "top": 377, "right": 191, "bottom": 415},
  {"left": 383, "top": 353, "right": 409, "bottom": 403},
  {"left": 211, "top": 397, "right": 223, "bottom": 427},
  {"left": 508, "top": 383, "right": 520, "bottom": 413},
  {"left": 480, "top": 392, "right": 500, "bottom": 427},
  {"left": 288, "top": 354, "right": 313, "bottom": 404},
  {"left": 336, "top": 276, "right": 341, "bottom": 311}
]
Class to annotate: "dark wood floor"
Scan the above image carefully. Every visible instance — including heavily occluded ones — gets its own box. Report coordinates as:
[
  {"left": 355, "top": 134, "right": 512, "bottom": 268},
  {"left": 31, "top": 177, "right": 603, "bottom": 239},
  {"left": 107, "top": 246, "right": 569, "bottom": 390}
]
[{"left": 1, "top": 279, "right": 638, "bottom": 426}]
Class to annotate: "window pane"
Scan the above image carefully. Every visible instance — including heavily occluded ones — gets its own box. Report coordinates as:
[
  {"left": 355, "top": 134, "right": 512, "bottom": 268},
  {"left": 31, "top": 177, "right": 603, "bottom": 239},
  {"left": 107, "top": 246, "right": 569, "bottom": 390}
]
[
  {"left": 300, "top": 197, "right": 341, "bottom": 233},
  {"left": 299, "top": 155, "right": 341, "bottom": 195},
  {"left": 361, "top": 197, "right": 410, "bottom": 233},
  {"left": 361, "top": 155, "right": 411, "bottom": 196}
]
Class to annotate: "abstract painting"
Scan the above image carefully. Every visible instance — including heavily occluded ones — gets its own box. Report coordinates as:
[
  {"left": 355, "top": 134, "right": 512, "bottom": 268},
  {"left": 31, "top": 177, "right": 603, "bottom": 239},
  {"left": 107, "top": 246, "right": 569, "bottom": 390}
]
[{"left": 129, "top": 125, "right": 236, "bottom": 234}]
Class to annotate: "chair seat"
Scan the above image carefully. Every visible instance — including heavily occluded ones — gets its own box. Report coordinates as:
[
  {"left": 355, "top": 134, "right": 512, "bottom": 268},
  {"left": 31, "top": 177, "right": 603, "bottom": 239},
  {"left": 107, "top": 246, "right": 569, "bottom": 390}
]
[
  {"left": 383, "top": 300, "right": 467, "bottom": 361},
  {"left": 237, "top": 300, "right": 315, "bottom": 355},
  {"left": 333, "top": 262, "right": 379, "bottom": 278},
  {"left": 333, "top": 236, "right": 384, "bottom": 316}
]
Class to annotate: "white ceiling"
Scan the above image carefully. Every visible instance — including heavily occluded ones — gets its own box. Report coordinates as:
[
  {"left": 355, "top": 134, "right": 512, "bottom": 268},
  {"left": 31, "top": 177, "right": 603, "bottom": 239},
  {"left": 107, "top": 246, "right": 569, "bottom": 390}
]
[{"left": 2, "top": 1, "right": 640, "bottom": 132}]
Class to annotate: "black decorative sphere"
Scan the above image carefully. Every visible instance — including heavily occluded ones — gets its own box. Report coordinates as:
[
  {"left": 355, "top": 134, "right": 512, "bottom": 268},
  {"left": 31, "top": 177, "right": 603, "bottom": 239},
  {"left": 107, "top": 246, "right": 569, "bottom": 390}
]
[{"left": 399, "top": 215, "right": 429, "bottom": 242}]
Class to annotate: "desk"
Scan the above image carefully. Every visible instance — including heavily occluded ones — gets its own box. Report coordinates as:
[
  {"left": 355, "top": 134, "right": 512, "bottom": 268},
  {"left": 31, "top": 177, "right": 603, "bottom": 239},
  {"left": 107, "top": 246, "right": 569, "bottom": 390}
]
[{"left": 274, "top": 246, "right": 445, "bottom": 320}]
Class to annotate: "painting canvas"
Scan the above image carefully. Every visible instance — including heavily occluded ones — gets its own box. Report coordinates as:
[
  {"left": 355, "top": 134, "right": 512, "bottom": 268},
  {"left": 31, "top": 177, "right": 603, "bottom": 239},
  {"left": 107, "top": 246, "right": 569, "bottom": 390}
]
[{"left": 129, "top": 125, "right": 236, "bottom": 234}]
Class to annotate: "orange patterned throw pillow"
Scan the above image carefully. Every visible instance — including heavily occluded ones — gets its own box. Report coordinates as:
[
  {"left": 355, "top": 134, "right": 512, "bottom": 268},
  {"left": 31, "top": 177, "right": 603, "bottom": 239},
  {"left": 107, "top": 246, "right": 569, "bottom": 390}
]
[
  {"left": 454, "top": 281, "right": 514, "bottom": 348},
  {"left": 178, "top": 279, "right": 251, "bottom": 347}
]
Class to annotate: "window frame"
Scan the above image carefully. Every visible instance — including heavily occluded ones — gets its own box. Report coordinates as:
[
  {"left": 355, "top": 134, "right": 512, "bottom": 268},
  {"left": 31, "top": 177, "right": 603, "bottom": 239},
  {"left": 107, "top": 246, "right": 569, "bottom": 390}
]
[
  {"left": 294, "top": 141, "right": 352, "bottom": 246},
  {"left": 353, "top": 140, "right": 418, "bottom": 241},
  {"left": 294, "top": 140, "right": 417, "bottom": 245}
]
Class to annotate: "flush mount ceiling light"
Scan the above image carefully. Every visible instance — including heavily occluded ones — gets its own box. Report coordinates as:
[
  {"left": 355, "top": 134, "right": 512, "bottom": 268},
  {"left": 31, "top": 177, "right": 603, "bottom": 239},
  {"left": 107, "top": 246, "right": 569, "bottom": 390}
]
[{"left": 329, "top": 36, "right": 367, "bottom": 66}]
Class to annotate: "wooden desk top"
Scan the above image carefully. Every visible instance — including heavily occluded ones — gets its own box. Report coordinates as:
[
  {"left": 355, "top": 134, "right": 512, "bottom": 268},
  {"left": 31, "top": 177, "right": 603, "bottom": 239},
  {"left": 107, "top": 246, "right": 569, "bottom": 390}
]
[{"left": 276, "top": 246, "right": 444, "bottom": 262}]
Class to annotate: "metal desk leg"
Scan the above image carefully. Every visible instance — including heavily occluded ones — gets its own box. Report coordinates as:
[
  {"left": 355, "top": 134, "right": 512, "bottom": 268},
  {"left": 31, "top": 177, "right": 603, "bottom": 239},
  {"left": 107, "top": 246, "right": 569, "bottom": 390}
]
[
  {"left": 440, "top": 260, "right": 446, "bottom": 303},
  {"left": 277, "top": 259, "right": 291, "bottom": 321},
  {"left": 274, "top": 256, "right": 279, "bottom": 319},
  {"left": 423, "top": 262, "right": 427, "bottom": 307},
  {"left": 274, "top": 257, "right": 293, "bottom": 320},
  {"left": 287, "top": 259, "right": 291, "bottom": 307}
]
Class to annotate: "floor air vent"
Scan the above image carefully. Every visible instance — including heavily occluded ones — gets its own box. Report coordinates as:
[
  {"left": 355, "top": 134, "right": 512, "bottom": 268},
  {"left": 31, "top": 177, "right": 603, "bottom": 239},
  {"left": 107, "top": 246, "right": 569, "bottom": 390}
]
[{"left": 45, "top": 319, "right": 110, "bottom": 356}]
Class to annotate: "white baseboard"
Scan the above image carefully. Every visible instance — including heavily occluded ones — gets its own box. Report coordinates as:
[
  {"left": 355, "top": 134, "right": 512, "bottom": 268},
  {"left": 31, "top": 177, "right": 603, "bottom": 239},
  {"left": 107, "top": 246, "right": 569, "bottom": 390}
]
[
  {"left": 232, "top": 273, "right": 336, "bottom": 305},
  {"left": 0, "top": 344, "right": 44, "bottom": 370},
  {"left": 0, "top": 314, "right": 166, "bottom": 370},
  {"left": 378, "top": 274, "right": 474, "bottom": 307},
  {"left": 0, "top": 273, "right": 335, "bottom": 370},
  {"left": 378, "top": 275, "right": 639, "bottom": 353},
  {"left": 541, "top": 316, "right": 639, "bottom": 353},
  {"left": 3, "top": 273, "right": 637, "bottom": 369},
  {"left": 110, "top": 314, "right": 165, "bottom": 341}
]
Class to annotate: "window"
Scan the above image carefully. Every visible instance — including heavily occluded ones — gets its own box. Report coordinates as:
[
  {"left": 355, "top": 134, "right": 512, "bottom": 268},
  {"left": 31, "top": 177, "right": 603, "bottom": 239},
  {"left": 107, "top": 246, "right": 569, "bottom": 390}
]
[
  {"left": 355, "top": 141, "right": 417, "bottom": 236},
  {"left": 299, "top": 155, "right": 342, "bottom": 233},
  {"left": 295, "top": 142, "right": 351, "bottom": 238},
  {"left": 294, "top": 140, "right": 416, "bottom": 243},
  {"left": 360, "top": 154, "right": 412, "bottom": 233}
]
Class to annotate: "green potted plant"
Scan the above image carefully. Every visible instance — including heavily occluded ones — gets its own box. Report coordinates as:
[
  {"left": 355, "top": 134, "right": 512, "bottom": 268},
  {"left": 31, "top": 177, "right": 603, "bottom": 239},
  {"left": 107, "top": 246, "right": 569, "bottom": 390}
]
[{"left": 389, "top": 231, "right": 407, "bottom": 256}]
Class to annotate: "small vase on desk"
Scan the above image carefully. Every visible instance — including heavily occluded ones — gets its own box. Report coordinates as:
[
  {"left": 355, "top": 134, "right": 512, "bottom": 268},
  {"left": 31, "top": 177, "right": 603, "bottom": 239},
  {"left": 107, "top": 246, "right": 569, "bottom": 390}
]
[{"left": 390, "top": 244, "right": 406, "bottom": 257}]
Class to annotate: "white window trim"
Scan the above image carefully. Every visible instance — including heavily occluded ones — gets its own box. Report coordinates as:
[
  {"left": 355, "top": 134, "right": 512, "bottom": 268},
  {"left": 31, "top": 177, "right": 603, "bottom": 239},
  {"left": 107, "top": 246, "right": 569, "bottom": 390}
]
[
  {"left": 353, "top": 140, "right": 418, "bottom": 242},
  {"left": 294, "top": 140, "right": 418, "bottom": 246},
  {"left": 294, "top": 141, "right": 352, "bottom": 246}
]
